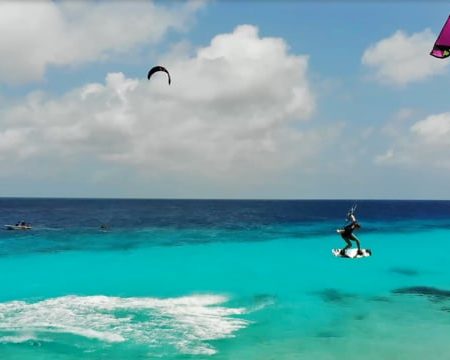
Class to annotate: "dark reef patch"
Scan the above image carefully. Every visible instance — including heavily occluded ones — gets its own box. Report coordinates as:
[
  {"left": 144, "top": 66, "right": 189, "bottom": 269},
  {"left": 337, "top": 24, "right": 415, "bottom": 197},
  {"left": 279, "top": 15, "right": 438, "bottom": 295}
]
[
  {"left": 369, "top": 295, "right": 391, "bottom": 303},
  {"left": 389, "top": 267, "right": 419, "bottom": 277},
  {"left": 314, "top": 288, "right": 357, "bottom": 303},
  {"left": 392, "top": 286, "right": 450, "bottom": 302},
  {"left": 353, "top": 313, "right": 367, "bottom": 321},
  {"left": 316, "top": 330, "right": 341, "bottom": 338}
]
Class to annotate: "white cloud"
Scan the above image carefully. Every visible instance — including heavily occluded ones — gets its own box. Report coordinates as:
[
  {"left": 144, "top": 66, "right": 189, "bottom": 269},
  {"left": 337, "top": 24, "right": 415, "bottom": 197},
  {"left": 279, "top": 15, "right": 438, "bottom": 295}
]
[
  {"left": 411, "top": 112, "right": 450, "bottom": 144},
  {"left": 0, "top": 129, "right": 35, "bottom": 159},
  {"left": 0, "top": 25, "right": 328, "bottom": 188},
  {"left": 0, "top": 0, "right": 204, "bottom": 84},
  {"left": 380, "top": 108, "right": 417, "bottom": 137},
  {"left": 362, "top": 29, "right": 449, "bottom": 86},
  {"left": 376, "top": 112, "right": 450, "bottom": 169},
  {"left": 374, "top": 149, "right": 395, "bottom": 165}
]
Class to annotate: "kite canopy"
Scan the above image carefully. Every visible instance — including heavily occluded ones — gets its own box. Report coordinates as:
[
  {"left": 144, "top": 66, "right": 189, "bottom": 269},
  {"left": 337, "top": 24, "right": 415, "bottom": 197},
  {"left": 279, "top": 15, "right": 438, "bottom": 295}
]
[
  {"left": 147, "top": 66, "right": 171, "bottom": 85},
  {"left": 430, "top": 15, "right": 450, "bottom": 59}
]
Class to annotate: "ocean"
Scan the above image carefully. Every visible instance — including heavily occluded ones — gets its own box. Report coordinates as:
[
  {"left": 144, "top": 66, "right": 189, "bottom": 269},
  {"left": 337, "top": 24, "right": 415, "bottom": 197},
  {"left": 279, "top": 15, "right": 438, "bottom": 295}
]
[{"left": 0, "top": 199, "right": 450, "bottom": 359}]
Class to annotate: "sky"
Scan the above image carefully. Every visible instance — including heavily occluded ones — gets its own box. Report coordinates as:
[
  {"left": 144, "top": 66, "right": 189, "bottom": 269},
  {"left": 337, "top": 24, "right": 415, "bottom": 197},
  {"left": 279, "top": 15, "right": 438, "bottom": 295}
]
[{"left": 0, "top": 0, "right": 449, "bottom": 199}]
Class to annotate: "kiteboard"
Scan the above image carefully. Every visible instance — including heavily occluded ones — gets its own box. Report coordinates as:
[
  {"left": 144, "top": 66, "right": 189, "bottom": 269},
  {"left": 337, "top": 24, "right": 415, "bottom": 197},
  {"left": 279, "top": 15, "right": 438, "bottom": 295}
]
[{"left": 332, "top": 248, "right": 372, "bottom": 259}]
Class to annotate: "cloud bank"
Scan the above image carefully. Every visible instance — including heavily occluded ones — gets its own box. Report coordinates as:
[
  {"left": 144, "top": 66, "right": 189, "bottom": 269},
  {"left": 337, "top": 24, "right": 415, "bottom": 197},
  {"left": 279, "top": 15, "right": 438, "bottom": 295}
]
[
  {"left": 0, "top": 0, "right": 204, "bottom": 84},
  {"left": 0, "top": 25, "right": 330, "bottom": 190},
  {"left": 362, "top": 29, "right": 449, "bottom": 86},
  {"left": 376, "top": 112, "right": 450, "bottom": 169}
]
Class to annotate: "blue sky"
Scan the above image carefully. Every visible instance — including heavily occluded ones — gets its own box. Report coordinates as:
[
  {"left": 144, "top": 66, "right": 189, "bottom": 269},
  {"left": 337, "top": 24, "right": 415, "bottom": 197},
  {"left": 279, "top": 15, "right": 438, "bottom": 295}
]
[{"left": 0, "top": 1, "right": 449, "bottom": 199}]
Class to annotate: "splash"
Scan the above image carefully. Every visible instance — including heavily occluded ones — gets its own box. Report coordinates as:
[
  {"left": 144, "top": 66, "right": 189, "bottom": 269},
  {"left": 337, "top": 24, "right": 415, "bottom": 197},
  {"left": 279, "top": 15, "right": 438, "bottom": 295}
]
[{"left": 0, "top": 294, "right": 248, "bottom": 355}]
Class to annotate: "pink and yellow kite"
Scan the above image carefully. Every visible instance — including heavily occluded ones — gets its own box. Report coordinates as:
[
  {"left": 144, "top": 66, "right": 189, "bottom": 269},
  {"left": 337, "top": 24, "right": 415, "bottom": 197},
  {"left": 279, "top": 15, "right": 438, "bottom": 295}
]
[{"left": 430, "top": 15, "right": 450, "bottom": 59}]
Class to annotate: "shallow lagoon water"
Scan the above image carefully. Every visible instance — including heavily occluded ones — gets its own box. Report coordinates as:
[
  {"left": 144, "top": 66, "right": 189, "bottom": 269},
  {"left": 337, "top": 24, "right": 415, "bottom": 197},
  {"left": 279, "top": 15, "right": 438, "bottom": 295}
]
[{"left": 0, "top": 199, "right": 450, "bottom": 359}]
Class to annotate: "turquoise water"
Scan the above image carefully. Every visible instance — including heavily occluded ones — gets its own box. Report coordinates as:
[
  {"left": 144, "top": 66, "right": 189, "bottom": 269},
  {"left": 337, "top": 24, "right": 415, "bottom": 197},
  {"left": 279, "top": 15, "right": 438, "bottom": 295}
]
[{"left": 1, "top": 200, "right": 450, "bottom": 359}]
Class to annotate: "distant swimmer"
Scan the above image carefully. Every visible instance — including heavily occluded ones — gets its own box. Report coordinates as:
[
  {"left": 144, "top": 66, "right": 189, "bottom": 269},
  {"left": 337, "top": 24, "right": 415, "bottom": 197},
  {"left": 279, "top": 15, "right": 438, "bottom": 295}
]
[
  {"left": 336, "top": 205, "right": 363, "bottom": 257},
  {"left": 100, "top": 224, "right": 109, "bottom": 231}
]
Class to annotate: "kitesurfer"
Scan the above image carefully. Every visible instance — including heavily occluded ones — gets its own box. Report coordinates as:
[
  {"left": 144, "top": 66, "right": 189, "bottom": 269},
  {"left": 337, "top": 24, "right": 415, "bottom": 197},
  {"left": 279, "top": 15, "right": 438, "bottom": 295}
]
[{"left": 337, "top": 206, "right": 363, "bottom": 256}]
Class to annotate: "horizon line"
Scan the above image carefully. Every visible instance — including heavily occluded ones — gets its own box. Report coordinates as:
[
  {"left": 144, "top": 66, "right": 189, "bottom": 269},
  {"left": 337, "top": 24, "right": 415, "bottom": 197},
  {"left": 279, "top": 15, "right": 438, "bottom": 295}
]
[{"left": 0, "top": 196, "right": 449, "bottom": 202}]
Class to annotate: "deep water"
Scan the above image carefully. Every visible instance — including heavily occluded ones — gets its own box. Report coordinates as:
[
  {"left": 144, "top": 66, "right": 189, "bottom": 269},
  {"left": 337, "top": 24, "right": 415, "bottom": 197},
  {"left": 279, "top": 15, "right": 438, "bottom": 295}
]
[{"left": 1, "top": 199, "right": 450, "bottom": 359}]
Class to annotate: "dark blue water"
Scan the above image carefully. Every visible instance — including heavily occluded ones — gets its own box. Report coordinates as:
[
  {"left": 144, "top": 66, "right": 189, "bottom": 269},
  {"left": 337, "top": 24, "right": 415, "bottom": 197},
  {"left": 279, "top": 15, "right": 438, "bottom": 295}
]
[
  {"left": 1, "top": 198, "right": 449, "bottom": 258},
  {"left": 2, "top": 198, "right": 450, "bottom": 229}
]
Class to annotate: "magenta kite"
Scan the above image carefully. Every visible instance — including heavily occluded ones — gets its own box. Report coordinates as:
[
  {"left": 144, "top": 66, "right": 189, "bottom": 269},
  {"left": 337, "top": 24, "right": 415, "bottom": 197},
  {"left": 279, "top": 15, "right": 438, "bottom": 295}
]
[{"left": 430, "top": 15, "right": 450, "bottom": 59}]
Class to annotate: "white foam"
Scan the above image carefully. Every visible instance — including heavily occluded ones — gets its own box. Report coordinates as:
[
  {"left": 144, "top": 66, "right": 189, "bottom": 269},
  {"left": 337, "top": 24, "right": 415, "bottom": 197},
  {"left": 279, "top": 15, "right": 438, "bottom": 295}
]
[
  {"left": 0, "top": 294, "right": 248, "bottom": 355},
  {"left": 0, "top": 334, "right": 38, "bottom": 344}
]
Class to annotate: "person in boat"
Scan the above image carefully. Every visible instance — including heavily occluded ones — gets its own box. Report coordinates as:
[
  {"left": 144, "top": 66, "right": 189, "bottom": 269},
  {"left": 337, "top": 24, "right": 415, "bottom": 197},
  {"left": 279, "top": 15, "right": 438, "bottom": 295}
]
[{"left": 337, "top": 207, "right": 363, "bottom": 256}]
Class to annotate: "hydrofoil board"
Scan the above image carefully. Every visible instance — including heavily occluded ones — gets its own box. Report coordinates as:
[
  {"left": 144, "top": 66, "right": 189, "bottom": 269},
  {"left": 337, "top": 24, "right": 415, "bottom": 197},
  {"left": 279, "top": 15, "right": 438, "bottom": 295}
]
[{"left": 332, "top": 248, "right": 372, "bottom": 258}]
